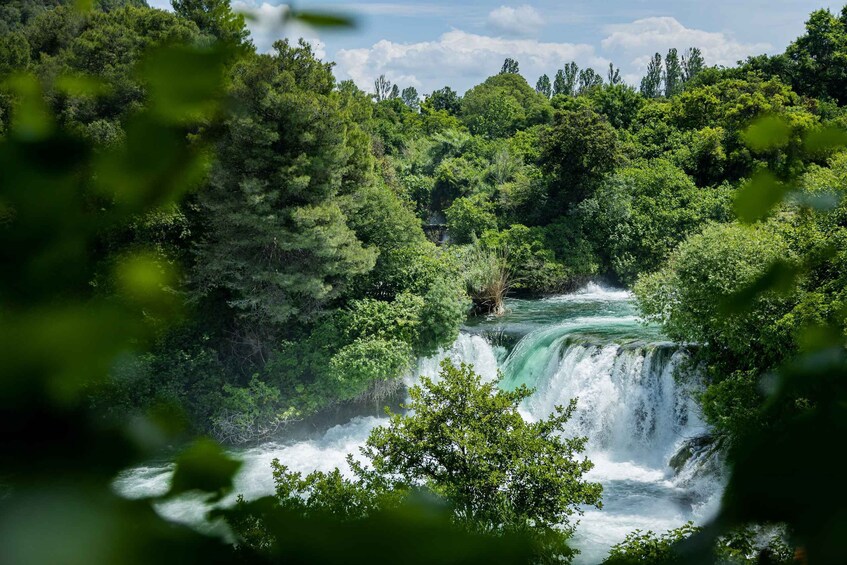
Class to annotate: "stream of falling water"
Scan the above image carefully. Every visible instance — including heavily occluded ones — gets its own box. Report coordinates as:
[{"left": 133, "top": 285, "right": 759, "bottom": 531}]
[{"left": 114, "top": 284, "right": 725, "bottom": 564}]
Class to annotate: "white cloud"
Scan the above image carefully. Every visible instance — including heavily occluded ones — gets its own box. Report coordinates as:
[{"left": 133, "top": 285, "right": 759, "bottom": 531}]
[
  {"left": 233, "top": 1, "right": 325, "bottom": 57},
  {"left": 487, "top": 5, "right": 545, "bottom": 37},
  {"left": 336, "top": 30, "right": 606, "bottom": 95},
  {"left": 601, "top": 17, "right": 770, "bottom": 71},
  {"left": 336, "top": 3, "right": 448, "bottom": 17}
]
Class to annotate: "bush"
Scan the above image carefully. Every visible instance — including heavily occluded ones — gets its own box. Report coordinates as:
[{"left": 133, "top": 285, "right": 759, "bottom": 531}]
[
  {"left": 325, "top": 338, "right": 413, "bottom": 401},
  {"left": 445, "top": 196, "right": 498, "bottom": 244},
  {"left": 212, "top": 375, "right": 292, "bottom": 445},
  {"left": 417, "top": 278, "right": 471, "bottom": 356}
]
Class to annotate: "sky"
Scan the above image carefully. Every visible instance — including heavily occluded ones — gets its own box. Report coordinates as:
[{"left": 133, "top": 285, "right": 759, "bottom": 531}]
[{"left": 147, "top": 0, "right": 842, "bottom": 94}]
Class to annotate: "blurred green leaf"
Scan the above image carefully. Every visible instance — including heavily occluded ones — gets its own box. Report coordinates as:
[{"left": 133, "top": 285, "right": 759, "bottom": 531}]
[
  {"left": 720, "top": 259, "right": 800, "bottom": 314},
  {"left": 4, "top": 74, "right": 53, "bottom": 140},
  {"left": 54, "top": 74, "right": 110, "bottom": 98},
  {"left": 168, "top": 439, "right": 241, "bottom": 500},
  {"left": 734, "top": 171, "right": 790, "bottom": 223},
  {"left": 74, "top": 0, "right": 94, "bottom": 13},
  {"left": 804, "top": 125, "right": 847, "bottom": 155},
  {"left": 95, "top": 115, "right": 209, "bottom": 210},
  {"left": 139, "top": 46, "right": 228, "bottom": 124},
  {"left": 286, "top": 10, "right": 356, "bottom": 29},
  {"left": 114, "top": 251, "right": 176, "bottom": 303},
  {"left": 741, "top": 116, "right": 791, "bottom": 152}
]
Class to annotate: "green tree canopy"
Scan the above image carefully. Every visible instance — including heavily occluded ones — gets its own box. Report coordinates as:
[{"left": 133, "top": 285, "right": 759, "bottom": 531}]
[
  {"left": 461, "top": 73, "right": 552, "bottom": 138},
  {"left": 539, "top": 107, "right": 620, "bottom": 210}
]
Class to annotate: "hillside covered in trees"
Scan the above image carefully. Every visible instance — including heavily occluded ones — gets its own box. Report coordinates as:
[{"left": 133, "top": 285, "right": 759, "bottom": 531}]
[{"left": 2, "top": 1, "right": 847, "bottom": 563}]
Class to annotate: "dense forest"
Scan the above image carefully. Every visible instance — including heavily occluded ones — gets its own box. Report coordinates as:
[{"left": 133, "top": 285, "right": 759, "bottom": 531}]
[{"left": 2, "top": 1, "right": 847, "bottom": 563}]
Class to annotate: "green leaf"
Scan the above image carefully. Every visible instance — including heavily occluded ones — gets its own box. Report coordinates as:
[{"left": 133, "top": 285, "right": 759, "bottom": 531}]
[
  {"left": 73, "top": 0, "right": 94, "bottom": 12},
  {"left": 139, "top": 46, "right": 228, "bottom": 123},
  {"left": 286, "top": 10, "right": 356, "bottom": 29},
  {"left": 168, "top": 439, "right": 242, "bottom": 500},
  {"left": 734, "top": 171, "right": 789, "bottom": 223},
  {"left": 720, "top": 259, "right": 800, "bottom": 314},
  {"left": 804, "top": 125, "right": 847, "bottom": 155},
  {"left": 53, "top": 74, "right": 110, "bottom": 98},
  {"left": 4, "top": 74, "right": 52, "bottom": 140},
  {"left": 741, "top": 116, "right": 790, "bottom": 152}
]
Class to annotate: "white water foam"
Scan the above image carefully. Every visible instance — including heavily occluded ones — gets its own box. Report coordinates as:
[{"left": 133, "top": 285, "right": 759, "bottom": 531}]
[
  {"left": 114, "top": 287, "right": 724, "bottom": 563},
  {"left": 544, "top": 283, "right": 633, "bottom": 303}
]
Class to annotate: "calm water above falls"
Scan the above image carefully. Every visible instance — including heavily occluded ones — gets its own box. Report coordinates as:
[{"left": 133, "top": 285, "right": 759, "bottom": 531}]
[{"left": 114, "top": 283, "right": 725, "bottom": 564}]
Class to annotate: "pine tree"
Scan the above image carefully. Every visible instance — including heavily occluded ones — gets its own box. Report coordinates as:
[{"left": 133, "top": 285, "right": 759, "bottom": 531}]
[{"left": 194, "top": 41, "right": 377, "bottom": 352}]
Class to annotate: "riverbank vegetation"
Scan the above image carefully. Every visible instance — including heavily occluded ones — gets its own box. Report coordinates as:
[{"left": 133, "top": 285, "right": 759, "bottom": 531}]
[
  {"left": 230, "top": 360, "right": 602, "bottom": 563},
  {"left": 2, "top": 0, "right": 847, "bottom": 563}
]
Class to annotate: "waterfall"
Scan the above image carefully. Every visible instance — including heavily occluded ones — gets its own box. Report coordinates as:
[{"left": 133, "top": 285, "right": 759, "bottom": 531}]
[
  {"left": 502, "top": 328, "right": 705, "bottom": 467},
  {"left": 114, "top": 285, "right": 725, "bottom": 564}
]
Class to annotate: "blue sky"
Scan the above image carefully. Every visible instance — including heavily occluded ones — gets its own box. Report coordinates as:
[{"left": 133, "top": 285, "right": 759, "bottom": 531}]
[{"left": 148, "top": 1, "right": 841, "bottom": 94}]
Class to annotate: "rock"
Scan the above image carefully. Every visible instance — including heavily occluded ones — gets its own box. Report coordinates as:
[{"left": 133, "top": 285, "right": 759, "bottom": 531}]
[{"left": 668, "top": 434, "right": 713, "bottom": 475}]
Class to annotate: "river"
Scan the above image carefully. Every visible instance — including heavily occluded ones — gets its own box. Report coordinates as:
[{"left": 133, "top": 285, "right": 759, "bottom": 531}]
[{"left": 114, "top": 283, "right": 725, "bottom": 564}]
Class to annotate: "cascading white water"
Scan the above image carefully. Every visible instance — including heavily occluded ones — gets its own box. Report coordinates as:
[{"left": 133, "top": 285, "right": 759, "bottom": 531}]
[
  {"left": 496, "top": 320, "right": 721, "bottom": 563},
  {"left": 114, "top": 284, "right": 724, "bottom": 564}
]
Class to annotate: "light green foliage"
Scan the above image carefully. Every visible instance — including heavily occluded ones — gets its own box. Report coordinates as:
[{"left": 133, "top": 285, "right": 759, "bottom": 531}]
[
  {"left": 254, "top": 276, "right": 468, "bottom": 429},
  {"left": 327, "top": 337, "right": 413, "bottom": 399},
  {"left": 172, "top": 0, "right": 248, "bottom": 45},
  {"left": 445, "top": 195, "right": 498, "bottom": 244},
  {"left": 604, "top": 522, "right": 700, "bottom": 564},
  {"left": 432, "top": 155, "right": 486, "bottom": 209},
  {"left": 582, "top": 159, "right": 732, "bottom": 284},
  {"left": 604, "top": 523, "right": 794, "bottom": 564},
  {"left": 634, "top": 222, "right": 804, "bottom": 436},
  {"left": 214, "top": 375, "right": 286, "bottom": 445},
  {"left": 670, "top": 76, "right": 817, "bottom": 180},
  {"left": 480, "top": 223, "right": 596, "bottom": 293},
  {"left": 461, "top": 73, "right": 552, "bottom": 138},
  {"left": 363, "top": 360, "right": 602, "bottom": 560},
  {"left": 340, "top": 293, "right": 426, "bottom": 347},
  {"left": 635, "top": 222, "right": 795, "bottom": 362},
  {"left": 417, "top": 278, "right": 471, "bottom": 356},
  {"left": 244, "top": 361, "right": 602, "bottom": 563}
]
